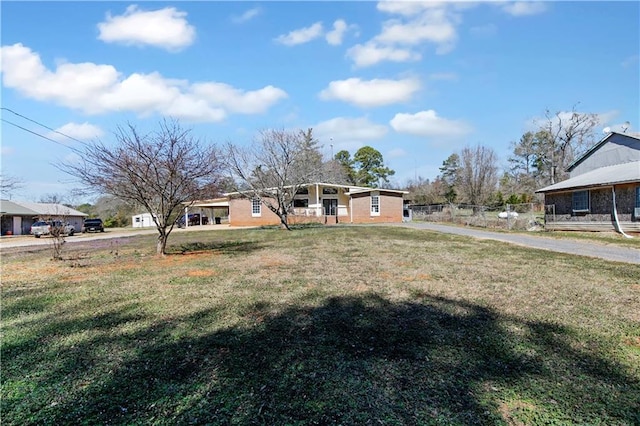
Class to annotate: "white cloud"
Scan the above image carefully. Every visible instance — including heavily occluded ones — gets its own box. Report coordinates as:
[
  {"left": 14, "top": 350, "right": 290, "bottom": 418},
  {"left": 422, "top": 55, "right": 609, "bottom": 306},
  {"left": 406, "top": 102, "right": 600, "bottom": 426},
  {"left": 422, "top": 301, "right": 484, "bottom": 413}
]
[
  {"left": 387, "top": 148, "right": 407, "bottom": 158},
  {"left": 390, "top": 110, "right": 473, "bottom": 138},
  {"left": 348, "top": 1, "right": 465, "bottom": 67},
  {"left": 319, "top": 77, "right": 421, "bottom": 108},
  {"left": 347, "top": 42, "right": 421, "bottom": 68},
  {"left": 191, "top": 82, "right": 288, "bottom": 114},
  {"left": 232, "top": 7, "right": 261, "bottom": 24},
  {"left": 470, "top": 23, "right": 498, "bottom": 37},
  {"left": 97, "top": 5, "right": 196, "bottom": 51},
  {"left": 375, "top": 10, "right": 457, "bottom": 46},
  {"left": 47, "top": 122, "right": 104, "bottom": 143},
  {"left": 1, "top": 145, "right": 15, "bottom": 156},
  {"left": 499, "top": 1, "right": 547, "bottom": 16},
  {"left": 428, "top": 72, "right": 458, "bottom": 81},
  {"left": 376, "top": 1, "right": 448, "bottom": 17},
  {"left": 313, "top": 117, "right": 388, "bottom": 146},
  {"left": 325, "top": 19, "right": 351, "bottom": 45},
  {"left": 0, "top": 43, "right": 287, "bottom": 123},
  {"left": 275, "top": 22, "right": 324, "bottom": 46}
]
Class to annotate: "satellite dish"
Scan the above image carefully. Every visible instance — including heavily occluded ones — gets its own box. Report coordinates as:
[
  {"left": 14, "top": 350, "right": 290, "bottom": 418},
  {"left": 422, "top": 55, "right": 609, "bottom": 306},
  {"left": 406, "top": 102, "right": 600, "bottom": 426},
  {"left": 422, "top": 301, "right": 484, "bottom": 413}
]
[
  {"left": 622, "top": 121, "right": 630, "bottom": 133},
  {"left": 603, "top": 127, "right": 611, "bottom": 134}
]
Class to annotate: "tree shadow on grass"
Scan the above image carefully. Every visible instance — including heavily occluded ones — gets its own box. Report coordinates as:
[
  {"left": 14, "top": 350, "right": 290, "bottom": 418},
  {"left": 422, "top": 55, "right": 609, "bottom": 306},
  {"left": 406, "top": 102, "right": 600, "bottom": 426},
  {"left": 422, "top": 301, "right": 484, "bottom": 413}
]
[
  {"left": 3, "top": 295, "right": 639, "bottom": 425},
  {"left": 167, "top": 240, "right": 264, "bottom": 256}
]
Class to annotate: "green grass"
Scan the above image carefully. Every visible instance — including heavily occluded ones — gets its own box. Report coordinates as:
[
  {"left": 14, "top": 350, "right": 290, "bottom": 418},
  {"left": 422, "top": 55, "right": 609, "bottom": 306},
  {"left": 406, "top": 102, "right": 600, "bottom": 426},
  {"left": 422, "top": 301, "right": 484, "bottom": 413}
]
[{"left": 2, "top": 226, "right": 639, "bottom": 425}]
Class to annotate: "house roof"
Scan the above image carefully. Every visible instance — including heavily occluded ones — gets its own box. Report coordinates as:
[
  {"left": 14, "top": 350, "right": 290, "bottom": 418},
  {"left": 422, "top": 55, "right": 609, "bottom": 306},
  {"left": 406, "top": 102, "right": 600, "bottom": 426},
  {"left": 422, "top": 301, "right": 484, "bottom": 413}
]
[
  {"left": 567, "top": 131, "right": 640, "bottom": 172},
  {"left": 224, "top": 182, "right": 408, "bottom": 197},
  {"left": 187, "top": 197, "right": 230, "bottom": 208},
  {"left": 0, "top": 199, "right": 39, "bottom": 216},
  {"left": 10, "top": 201, "right": 88, "bottom": 217},
  {"left": 345, "top": 188, "right": 409, "bottom": 195},
  {"left": 536, "top": 161, "right": 640, "bottom": 193}
]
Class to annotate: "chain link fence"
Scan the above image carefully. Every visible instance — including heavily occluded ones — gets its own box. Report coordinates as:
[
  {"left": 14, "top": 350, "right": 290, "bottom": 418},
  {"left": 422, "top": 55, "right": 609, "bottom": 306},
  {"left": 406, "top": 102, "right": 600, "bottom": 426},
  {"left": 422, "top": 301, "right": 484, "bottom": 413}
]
[{"left": 409, "top": 203, "right": 545, "bottom": 231}]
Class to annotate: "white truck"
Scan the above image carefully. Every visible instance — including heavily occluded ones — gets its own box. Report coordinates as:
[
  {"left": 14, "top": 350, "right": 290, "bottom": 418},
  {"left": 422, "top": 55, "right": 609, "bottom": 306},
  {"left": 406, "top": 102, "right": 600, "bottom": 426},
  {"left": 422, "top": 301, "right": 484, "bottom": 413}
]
[{"left": 30, "top": 220, "right": 75, "bottom": 238}]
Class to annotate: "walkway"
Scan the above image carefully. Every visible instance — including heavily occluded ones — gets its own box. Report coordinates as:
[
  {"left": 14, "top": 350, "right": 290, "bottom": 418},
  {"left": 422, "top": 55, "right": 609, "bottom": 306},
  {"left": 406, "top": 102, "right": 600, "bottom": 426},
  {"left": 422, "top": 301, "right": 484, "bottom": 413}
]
[{"left": 391, "top": 222, "right": 640, "bottom": 265}]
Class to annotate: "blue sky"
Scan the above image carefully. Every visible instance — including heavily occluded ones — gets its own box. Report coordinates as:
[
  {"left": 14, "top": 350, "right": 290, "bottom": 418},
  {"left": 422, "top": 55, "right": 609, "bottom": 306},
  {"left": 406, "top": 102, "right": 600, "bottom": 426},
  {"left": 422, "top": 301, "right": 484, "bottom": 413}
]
[{"left": 1, "top": 1, "right": 638, "bottom": 203}]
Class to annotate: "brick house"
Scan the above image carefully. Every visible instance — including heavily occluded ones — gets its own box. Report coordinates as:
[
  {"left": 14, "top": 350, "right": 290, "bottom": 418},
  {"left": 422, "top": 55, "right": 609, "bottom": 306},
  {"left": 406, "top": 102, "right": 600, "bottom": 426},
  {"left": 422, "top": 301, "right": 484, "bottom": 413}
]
[
  {"left": 226, "top": 183, "right": 407, "bottom": 227},
  {"left": 536, "top": 131, "right": 640, "bottom": 234}
]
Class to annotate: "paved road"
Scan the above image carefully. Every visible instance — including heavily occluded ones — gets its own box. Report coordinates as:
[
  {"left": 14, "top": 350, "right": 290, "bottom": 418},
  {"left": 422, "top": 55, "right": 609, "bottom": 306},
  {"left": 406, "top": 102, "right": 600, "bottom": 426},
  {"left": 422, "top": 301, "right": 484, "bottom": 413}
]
[
  {"left": 0, "top": 225, "right": 231, "bottom": 250},
  {"left": 390, "top": 222, "right": 640, "bottom": 265}
]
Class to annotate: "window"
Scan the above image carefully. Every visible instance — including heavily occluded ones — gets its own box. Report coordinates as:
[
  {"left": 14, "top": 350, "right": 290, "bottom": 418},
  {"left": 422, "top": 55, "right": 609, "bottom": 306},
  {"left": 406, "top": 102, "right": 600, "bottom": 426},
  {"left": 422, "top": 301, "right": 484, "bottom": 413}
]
[
  {"left": 636, "top": 186, "right": 640, "bottom": 208},
  {"left": 572, "top": 190, "right": 589, "bottom": 212},
  {"left": 251, "top": 198, "right": 261, "bottom": 217},
  {"left": 323, "top": 187, "right": 338, "bottom": 194},
  {"left": 371, "top": 193, "right": 380, "bottom": 216},
  {"left": 293, "top": 198, "right": 308, "bottom": 208}
]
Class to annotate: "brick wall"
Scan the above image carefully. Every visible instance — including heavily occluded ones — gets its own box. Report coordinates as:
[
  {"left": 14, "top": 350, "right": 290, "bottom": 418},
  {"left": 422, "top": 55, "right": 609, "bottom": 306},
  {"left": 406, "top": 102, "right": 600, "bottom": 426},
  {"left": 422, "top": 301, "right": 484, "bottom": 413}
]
[
  {"left": 350, "top": 192, "right": 404, "bottom": 223},
  {"left": 229, "top": 198, "right": 341, "bottom": 226},
  {"left": 229, "top": 192, "right": 405, "bottom": 226}
]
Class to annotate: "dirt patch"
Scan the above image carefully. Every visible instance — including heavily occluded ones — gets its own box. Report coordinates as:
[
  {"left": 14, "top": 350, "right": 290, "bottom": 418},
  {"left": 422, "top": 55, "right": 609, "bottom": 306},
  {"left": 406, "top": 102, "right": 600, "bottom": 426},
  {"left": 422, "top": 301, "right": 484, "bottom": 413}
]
[
  {"left": 257, "top": 253, "right": 296, "bottom": 268},
  {"left": 187, "top": 270, "right": 218, "bottom": 277},
  {"left": 498, "top": 400, "right": 537, "bottom": 426}
]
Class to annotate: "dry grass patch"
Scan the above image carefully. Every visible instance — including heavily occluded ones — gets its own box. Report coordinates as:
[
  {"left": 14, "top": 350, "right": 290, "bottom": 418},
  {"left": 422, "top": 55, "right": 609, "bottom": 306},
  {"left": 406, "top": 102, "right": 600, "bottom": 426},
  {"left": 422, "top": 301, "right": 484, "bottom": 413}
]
[{"left": 1, "top": 226, "right": 639, "bottom": 425}]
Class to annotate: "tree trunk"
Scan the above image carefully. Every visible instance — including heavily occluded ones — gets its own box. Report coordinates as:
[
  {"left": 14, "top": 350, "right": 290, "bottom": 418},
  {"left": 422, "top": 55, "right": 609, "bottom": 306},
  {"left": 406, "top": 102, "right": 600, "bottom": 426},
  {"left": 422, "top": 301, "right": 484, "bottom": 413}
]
[
  {"left": 157, "top": 233, "right": 167, "bottom": 256},
  {"left": 279, "top": 213, "right": 291, "bottom": 230}
]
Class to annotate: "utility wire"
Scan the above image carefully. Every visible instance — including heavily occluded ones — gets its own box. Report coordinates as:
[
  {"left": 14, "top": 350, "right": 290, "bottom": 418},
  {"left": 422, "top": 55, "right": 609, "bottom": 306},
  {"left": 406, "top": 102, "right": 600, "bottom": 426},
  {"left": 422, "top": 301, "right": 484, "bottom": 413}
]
[
  {"left": 1, "top": 107, "right": 90, "bottom": 147},
  {"left": 1, "top": 118, "right": 82, "bottom": 152}
]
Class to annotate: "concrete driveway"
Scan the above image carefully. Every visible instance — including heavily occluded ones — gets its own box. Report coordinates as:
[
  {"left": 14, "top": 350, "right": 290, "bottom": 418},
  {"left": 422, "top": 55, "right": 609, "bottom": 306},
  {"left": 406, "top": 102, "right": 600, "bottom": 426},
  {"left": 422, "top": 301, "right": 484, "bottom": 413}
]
[{"left": 390, "top": 222, "right": 640, "bottom": 265}]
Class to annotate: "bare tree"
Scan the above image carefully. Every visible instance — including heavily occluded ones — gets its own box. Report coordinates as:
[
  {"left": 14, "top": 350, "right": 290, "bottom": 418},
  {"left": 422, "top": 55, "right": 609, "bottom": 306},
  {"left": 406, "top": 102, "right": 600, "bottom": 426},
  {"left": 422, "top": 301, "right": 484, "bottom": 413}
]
[
  {"left": 458, "top": 145, "right": 499, "bottom": 207},
  {"left": 404, "top": 176, "right": 447, "bottom": 205},
  {"left": 0, "top": 174, "right": 24, "bottom": 198},
  {"left": 61, "top": 119, "right": 222, "bottom": 256},
  {"left": 39, "top": 193, "right": 67, "bottom": 204},
  {"left": 536, "top": 105, "right": 599, "bottom": 184},
  {"left": 225, "top": 128, "right": 321, "bottom": 230}
]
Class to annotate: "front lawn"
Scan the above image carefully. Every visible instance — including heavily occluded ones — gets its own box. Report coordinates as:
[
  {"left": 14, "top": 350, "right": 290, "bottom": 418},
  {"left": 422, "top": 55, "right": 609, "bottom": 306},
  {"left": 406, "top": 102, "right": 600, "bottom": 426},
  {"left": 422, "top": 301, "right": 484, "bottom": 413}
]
[{"left": 2, "top": 226, "right": 639, "bottom": 425}]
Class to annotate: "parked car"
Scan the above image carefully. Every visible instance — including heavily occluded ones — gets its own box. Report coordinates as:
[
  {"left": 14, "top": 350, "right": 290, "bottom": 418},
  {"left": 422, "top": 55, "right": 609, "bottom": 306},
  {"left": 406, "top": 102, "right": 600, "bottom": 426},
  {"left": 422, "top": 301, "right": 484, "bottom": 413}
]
[
  {"left": 177, "top": 213, "right": 208, "bottom": 228},
  {"left": 82, "top": 218, "right": 104, "bottom": 233},
  {"left": 30, "top": 220, "right": 75, "bottom": 238}
]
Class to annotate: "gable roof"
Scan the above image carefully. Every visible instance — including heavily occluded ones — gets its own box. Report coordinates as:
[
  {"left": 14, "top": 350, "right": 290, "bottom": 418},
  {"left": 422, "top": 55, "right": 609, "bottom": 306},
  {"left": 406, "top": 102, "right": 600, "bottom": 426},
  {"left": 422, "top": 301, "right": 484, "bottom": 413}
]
[
  {"left": 567, "top": 131, "right": 640, "bottom": 172},
  {"left": 10, "top": 201, "right": 88, "bottom": 217},
  {"left": 536, "top": 161, "right": 640, "bottom": 193},
  {"left": 0, "top": 199, "right": 39, "bottom": 216}
]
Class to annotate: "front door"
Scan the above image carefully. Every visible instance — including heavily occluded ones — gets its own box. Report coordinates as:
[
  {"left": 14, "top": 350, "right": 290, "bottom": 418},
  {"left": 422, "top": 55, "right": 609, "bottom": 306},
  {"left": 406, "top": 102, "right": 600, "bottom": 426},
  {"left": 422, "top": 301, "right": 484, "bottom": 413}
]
[{"left": 323, "top": 199, "right": 338, "bottom": 216}]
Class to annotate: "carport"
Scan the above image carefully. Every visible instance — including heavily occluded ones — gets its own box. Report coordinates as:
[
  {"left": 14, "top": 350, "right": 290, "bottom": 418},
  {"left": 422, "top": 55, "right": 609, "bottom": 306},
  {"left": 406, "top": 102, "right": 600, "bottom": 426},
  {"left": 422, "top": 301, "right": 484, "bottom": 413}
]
[{"left": 182, "top": 197, "right": 230, "bottom": 227}]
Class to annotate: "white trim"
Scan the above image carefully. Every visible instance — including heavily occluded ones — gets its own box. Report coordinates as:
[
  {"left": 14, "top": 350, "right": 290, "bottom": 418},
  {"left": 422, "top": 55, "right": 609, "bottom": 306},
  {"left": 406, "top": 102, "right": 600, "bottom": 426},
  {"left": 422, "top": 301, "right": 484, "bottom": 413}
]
[{"left": 251, "top": 198, "right": 261, "bottom": 217}]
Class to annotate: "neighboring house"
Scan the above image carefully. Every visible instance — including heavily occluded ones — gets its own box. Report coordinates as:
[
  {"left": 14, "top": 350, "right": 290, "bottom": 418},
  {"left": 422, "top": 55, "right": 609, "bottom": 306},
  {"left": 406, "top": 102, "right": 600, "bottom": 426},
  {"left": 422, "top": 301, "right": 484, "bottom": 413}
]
[
  {"left": 0, "top": 200, "right": 87, "bottom": 235},
  {"left": 536, "top": 131, "right": 640, "bottom": 233},
  {"left": 225, "top": 183, "right": 408, "bottom": 227},
  {"left": 1, "top": 199, "right": 39, "bottom": 235},
  {"left": 132, "top": 213, "right": 157, "bottom": 228}
]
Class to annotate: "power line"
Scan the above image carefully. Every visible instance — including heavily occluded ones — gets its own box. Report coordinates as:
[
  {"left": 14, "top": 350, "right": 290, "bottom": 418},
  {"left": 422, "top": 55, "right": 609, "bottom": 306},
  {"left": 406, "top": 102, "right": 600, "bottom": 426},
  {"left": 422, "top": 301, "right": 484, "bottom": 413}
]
[
  {"left": 1, "top": 107, "right": 90, "bottom": 146},
  {"left": 1, "top": 118, "right": 80, "bottom": 150}
]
